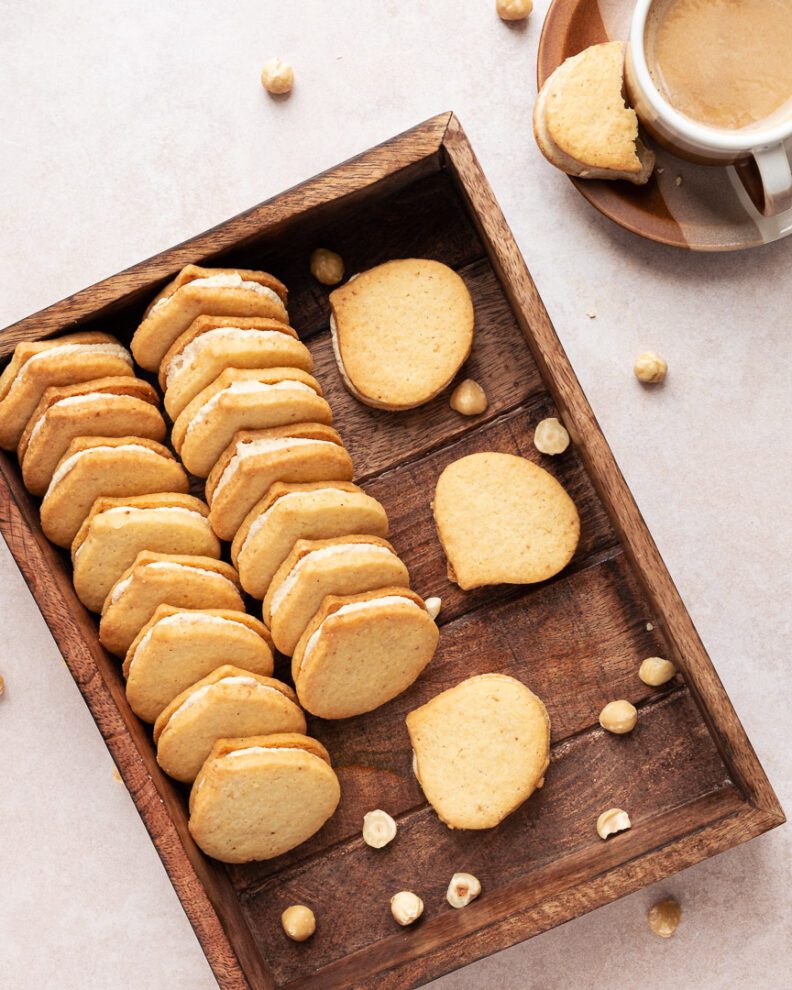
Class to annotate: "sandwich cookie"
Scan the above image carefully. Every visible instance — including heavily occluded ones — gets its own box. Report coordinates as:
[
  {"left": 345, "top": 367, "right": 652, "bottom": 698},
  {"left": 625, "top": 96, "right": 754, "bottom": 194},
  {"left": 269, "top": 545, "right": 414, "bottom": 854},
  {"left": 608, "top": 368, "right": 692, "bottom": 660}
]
[
  {"left": 264, "top": 535, "right": 410, "bottom": 656},
  {"left": 0, "top": 332, "right": 133, "bottom": 450},
  {"left": 206, "top": 423, "right": 353, "bottom": 542},
  {"left": 99, "top": 552, "right": 243, "bottom": 657},
  {"left": 432, "top": 452, "right": 580, "bottom": 590},
  {"left": 18, "top": 377, "right": 165, "bottom": 496},
  {"left": 329, "top": 259, "right": 474, "bottom": 410},
  {"left": 291, "top": 587, "right": 438, "bottom": 719},
  {"left": 131, "top": 265, "right": 288, "bottom": 371},
  {"left": 533, "top": 41, "right": 655, "bottom": 184},
  {"left": 71, "top": 493, "right": 220, "bottom": 613},
  {"left": 231, "top": 481, "right": 389, "bottom": 599},
  {"left": 406, "top": 673, "right": 550, "bottom": 829},
  {"left": 40, "top": 436, "right": 189, "bottom": 548},
  {"left": 172, "top": 367, "right": 332, "bottom": 478},
  {"left": 159, "top": 315, "right": 312, "bottom": 420},
  {"left": 188, "top": 733, "right": 341, "bottom": 863},
  {"left": 124, "top": 606, "right": 274, "bottom": 723},
  {"left": 154, "top": 666, "right": 306, "bottom": 783}
]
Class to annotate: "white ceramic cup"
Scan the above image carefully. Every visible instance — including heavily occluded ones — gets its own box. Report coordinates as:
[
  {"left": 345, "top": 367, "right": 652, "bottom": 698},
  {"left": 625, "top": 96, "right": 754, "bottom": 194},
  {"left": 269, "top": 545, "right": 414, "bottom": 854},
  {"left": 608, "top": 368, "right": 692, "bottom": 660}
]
[{"left": 625, "top": 0, "right": 792, "bottom": 216}]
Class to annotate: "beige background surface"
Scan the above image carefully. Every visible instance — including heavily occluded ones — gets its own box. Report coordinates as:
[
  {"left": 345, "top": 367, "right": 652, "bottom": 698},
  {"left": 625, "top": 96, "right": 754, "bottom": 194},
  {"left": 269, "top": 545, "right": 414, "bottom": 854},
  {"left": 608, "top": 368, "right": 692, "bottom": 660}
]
[{"left": 1, "top": 2, "right": 789, "bottom": 988}]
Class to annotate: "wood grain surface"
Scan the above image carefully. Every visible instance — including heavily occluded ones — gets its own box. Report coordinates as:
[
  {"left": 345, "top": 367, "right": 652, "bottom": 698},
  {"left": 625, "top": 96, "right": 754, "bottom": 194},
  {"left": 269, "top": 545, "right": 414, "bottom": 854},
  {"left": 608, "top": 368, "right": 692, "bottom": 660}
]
[{"left": 0, "top": 113, "right": 782, "bottom": 990}]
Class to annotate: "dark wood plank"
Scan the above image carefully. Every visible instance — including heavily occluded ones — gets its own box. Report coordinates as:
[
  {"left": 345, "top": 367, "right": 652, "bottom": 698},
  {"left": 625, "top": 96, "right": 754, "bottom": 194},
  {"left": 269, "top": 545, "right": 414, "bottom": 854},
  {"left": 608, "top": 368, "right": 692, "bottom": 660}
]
[{"left": 237, "top": 689, "right": 730, "bottom": 987}]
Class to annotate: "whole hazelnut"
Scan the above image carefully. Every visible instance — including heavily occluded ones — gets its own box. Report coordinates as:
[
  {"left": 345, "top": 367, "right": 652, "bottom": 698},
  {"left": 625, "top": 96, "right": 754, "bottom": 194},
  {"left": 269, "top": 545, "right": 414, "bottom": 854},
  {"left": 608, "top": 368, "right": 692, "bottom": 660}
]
[
  {"left": 310, "top": 248, "right": 345, "bottom": 286},
  {"left": 497, "top": 0, "right": 534, "bottom": 21},
  {"left": 446, "top": 872, "right": 482, "bottom": 908},
  {"left": 599, "top": 700, "right": 638, "bottom": 735},
  {"left": 390, "top": 890, "right": 424, "bottom": 926},
  {"left": 634, "top": 351, "right": 668, "bottom": 384},
  {"left": 639, "top": 656, "right": 677, "bottom": 687},
  {"left": 362, "top": 809, "right": 397, "bottom": 849},
  {"left": 281, "top": 904, "right": 315, "bottom": 941},
  {"left": 261, "top": 58, "right": 294, "bottom": 95},
  {"left": 648, "top": 897, "right": 682, "bottom": 937},
  {"left": 450, "top": 379, "right": 488, "bottom": 416},
  {"left": 534, "top": 417, "right": 570, "bottom": 455}
]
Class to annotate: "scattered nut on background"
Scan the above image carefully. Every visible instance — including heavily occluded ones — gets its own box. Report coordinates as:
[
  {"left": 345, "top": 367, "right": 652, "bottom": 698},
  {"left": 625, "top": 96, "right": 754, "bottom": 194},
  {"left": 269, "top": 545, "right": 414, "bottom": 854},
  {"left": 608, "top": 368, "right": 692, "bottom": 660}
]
[
  {"left": 534, "top": 416, "right": 570, "bottom": 454},
  {"left": 446, "top": 873, "right": 481, "bottom": 908},
  {"left": 261, "top": 58, "right": 294, "bottom": 95},
  {"left": 310, "top": 248, "right": 345, "bottom": 286},
  {"left": 425, "top": 596, "right": 442, "bottom": 620},
  {"left": 497, "top": 0, "right": 534, "bottom": 21},
  {"left": 362, "top": 809, "right": 397, "bottom": 849},
  {"left": 599, "top": 699, "right": 638, "bottom": 734},
  {"left": 390, "top": 891, "right": 424, "bottom": 926},
  {"left": 634, "top": 351, "right": 668, "bottom": 383},
  {"left": 281, "top": 904, "right": 316, "bottom": 941},
  {"left": 639, "top": 656, "right": 676, "bottom": 687},
  {"left": 596, "top": 807, "right": 632, "bottom": 839},
  {"left": 450, "top": 379, "right": 488, "bottom": 416},
  {"left": 648, "top": 897, "right": 682, "bottom": 937}
]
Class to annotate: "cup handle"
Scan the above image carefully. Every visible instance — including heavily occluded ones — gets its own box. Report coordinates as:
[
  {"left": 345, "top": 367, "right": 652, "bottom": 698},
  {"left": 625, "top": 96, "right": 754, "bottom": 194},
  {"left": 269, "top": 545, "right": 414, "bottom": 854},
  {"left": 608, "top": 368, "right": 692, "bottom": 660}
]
[{"left": 752, "top": 142, "right": 792, "bottom": 217}]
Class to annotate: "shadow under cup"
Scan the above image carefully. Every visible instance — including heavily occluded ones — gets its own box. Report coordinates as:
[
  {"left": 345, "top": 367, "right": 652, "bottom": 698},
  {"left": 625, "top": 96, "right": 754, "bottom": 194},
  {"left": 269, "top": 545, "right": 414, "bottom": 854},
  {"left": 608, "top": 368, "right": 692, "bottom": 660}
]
[{"left": 625, "top": 0, "right": 792, "bottom": 216}]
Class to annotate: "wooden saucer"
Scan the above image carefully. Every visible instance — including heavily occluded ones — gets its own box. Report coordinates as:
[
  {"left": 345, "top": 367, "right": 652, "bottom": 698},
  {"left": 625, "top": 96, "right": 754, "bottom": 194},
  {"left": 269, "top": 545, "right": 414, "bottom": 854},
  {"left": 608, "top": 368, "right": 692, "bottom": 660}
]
[{"left": 538, "top": 0, "right": 792, "bottom": 251}]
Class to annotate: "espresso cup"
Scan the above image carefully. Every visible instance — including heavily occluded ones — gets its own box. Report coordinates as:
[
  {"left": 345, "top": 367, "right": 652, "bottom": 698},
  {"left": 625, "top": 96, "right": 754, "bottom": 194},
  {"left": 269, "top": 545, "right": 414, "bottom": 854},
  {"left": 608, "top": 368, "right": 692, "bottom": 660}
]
[{"left": 625, "top": 0, "right": 792, "bottom": 216}]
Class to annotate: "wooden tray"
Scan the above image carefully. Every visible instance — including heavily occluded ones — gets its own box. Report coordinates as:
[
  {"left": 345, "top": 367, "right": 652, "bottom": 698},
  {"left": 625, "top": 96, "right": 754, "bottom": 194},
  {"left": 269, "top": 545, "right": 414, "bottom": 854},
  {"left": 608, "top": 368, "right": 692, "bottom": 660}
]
[{"left": 0, "top": 113, "right": 783, "bottom": 990}]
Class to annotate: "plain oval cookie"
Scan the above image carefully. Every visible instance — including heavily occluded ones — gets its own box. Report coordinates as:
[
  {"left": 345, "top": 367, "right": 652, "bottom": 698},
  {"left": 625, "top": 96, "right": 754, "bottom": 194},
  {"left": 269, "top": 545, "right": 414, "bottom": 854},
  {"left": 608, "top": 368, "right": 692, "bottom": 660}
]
[
  {"left": 432, "top": 451, "right": 580, "bottom": 589},
  {"left": 406, "top": 673, "right": 550, "bottom": 829},
  {"left": 188, "top": 734, "right": 340, "bottom": 863},
  {"left": 329, "top": 259, "right": 474, "bottom": 410}
]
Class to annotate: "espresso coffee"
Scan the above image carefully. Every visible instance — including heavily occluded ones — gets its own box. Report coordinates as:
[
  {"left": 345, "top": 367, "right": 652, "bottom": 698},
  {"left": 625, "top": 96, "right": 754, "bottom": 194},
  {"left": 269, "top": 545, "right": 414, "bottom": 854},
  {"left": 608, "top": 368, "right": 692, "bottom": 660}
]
[{"left": 647, "top": 0, "right": 792, "bottom": 131}]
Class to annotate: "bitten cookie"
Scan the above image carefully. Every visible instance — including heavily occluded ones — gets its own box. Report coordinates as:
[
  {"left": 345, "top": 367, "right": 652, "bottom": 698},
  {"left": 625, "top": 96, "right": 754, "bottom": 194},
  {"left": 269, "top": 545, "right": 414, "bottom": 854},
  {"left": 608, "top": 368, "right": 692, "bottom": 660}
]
[
  {"left": 154, "top": 666, "right": 306, "bottom": 783},
  {"left": 291, "top": 587, "right": 438, "bottom": 719},
  {"left": 18, "top": 377, "right": 165, "bottom": 496},
  {"left": 432, "top": 451, "right": 580, "bottom": 589},
  {"left": 329, "top": 259, "right": 474, "bottom": 410},
  {"left": 172, "top": 367, "right": 332, "bottom": 478},
  {"left": 99, "top": 552, "right": 243, "bottom": 657},
  {"left": 189, "top": 733, "right": 341, "bottom": 863},
  {"left": 159, "top": 315, "right": 312, "bottom": 420},
  {"left": 71, "top": 493, "right": 220, "bottom": 613},
  {"left": 407, "top": 673, "right": 550, "bottom": 829},
  {"left": 264, "top": 535, "right": 409, "bottom": 656},
  {"left": 206, "top": 423, "right": 354, "bottom": 541},
  {"left": 231, "top": 481, "right": 389, "bottom": 599},
  {"left": 0, "top": 333, "right": 133, "bottom": 450},
  {"left": 131, "top": 265, "right": 289, "bottom": 371},
  {"left": 124, "top": 606, "right": 274, "bottom": 723},
  {"left": 40, "top": 436, "right": 189, "bottom": 548}
]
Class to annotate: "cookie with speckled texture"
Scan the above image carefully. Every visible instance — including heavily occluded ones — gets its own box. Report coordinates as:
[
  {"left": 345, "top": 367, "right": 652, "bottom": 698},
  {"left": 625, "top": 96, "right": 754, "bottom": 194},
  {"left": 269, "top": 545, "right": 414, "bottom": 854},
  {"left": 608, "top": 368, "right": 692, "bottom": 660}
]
[
  {"left": 124, "top": 606, "right": 273, "bottom": 724},
  {"left": 188, "top": 733, "right": 340, "bottom": 863},
  {"left": 432, "top": 451, "right": 580, "bottom": 590},
  {"left": 407, "top": 673, "right": 550, "bottom": 829},
  {"left": 154, "top": 665, "right": 305, "bottom": 783}
]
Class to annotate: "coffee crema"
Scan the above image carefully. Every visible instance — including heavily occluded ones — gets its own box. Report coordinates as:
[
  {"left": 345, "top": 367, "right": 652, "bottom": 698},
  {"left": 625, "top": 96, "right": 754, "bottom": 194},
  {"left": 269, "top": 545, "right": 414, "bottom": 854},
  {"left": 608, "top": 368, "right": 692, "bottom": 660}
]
[{"left": 647, "top": 0, "right": 792, "bottom": 131}]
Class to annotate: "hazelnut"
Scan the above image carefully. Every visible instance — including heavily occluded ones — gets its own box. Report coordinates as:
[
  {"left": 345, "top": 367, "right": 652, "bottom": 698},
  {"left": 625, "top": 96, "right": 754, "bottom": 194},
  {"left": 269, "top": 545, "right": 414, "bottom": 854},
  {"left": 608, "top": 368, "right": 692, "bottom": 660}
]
[
  {"left": 648, "top": 897, "right": 682, "bottom": 937},
  {"left": 598, "top": 699, "right": 638, "bottom": 735},
  {"left": 596, "top": 807, "right": 632, "bottom": 840},
  {"left": 310, "top": 248, "right": 345, "bottom": 286},
  {"left": 425, "top": 596, "right": 442, "bottom": 621},
  {"left": 639, "top": 656, "right": 676, "bottom": 687},
  {"left": 534, "top": 416, "right": 570, "bottom": 455},
  {"left": 497, "top": 0, "right": 533, "bottom": 21},
  {"left": 281, "top": 904, "right": 315, "bottom": 941},
  {"left": 450, "top": 379, "right": 488, "bottom": 416},
  {"left": 362, "top": 809, "right": 397, "bottom": 849},
  {"left": 634, "top": 351, "right": 667, "bottom": 384},
  {"left": 261, "top": 58, "right": 294, "bottom": 95},
  {"left": 390, "top": 890, "right": 424, "bottom": 926},
  {"left": 446, "top": 872, "right": 481, "bottom": 908}
]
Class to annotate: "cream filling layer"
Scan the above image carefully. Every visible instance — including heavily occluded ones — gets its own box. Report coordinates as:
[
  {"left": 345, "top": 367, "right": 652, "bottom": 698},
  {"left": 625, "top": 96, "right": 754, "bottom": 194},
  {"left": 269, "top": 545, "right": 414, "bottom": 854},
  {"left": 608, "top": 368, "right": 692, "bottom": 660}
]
[
  {"left": 213, "top": 437, "right": 338, "bottom": 500},
  {"left": 270, "top": 544, "right": 396, "bottom": 618},
  {"left": 126, "top": 612, "right": 254, "bottom": 673},
  {"left": 183, "top": 380, "right": 316, "bottom": 441},
  {"left": 164, "top": 676, "right": 283, "bottom": 724},
  {"left": 45, "top": 443, "right": 163, "bottom": 498},
  {"left": 109, "top": 562, "right": 236, "bottom": 606},
  {"left": 300, "top": 595, "right": 424, "bottom": 670},
  {"left": 152, "top": 274, "right": 282, "bottom": 314},
  {"left": 222, "top": 746, "right": 309, "bottom": 759},
  {"left": 164, "top": 328, "right": 294, "bottom": 389},
  {"left": 238, "top": 489, "right": 341, "bottom": 558}
]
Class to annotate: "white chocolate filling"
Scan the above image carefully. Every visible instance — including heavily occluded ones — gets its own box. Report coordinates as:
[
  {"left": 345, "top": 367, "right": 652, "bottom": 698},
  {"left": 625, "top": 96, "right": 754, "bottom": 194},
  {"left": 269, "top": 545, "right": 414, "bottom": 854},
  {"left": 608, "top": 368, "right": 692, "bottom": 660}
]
[
  {"left": 238, "top": 488, "right": 342, "bottom": 559},
  {"left": 126, "top": 612, "right": 257, "bottom": 673},
  {"left": 151, "top": 274, "right": 282, "bottom": 314},
  {"left": 109, "top": 562, "right": 236, "bottom": 605},
  {"left": 269, "top": 543, "right": 397, "bottom": 617},
  {"left": 222, "top": 746, "right": 311, "bottom": 759},
  {"left": 213, "top": 437, "right": 338, "bottom": 500},
  {"left": 163, "top": 676, "right": 283, "bottom": 725},
  {"left": 164, "top": 328, "right": 294, "bottom": 389},
  {"left": 45, "top": 443, "right": 165, "bottom": 498},
  {"left": 300, "top": 595, "right": 425, "bottom": 670},
  {"left": 183, "top": 379, "right": 316, "bottom": 440}
]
